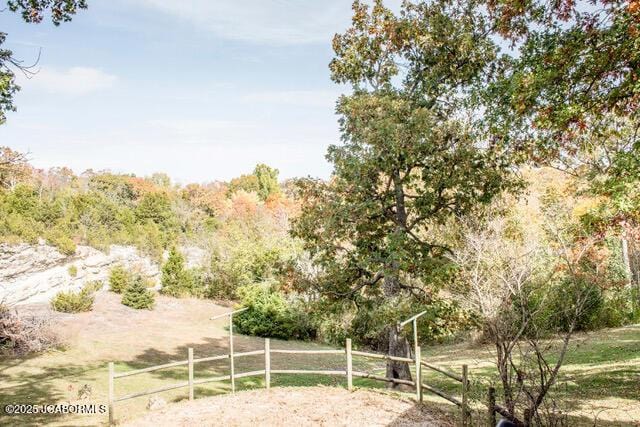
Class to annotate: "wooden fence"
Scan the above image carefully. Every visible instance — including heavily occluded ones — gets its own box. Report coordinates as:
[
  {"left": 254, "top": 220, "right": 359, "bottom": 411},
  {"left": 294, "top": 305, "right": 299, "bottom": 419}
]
[{"left": 108, "top": 338, "right": 470, "bottom": 425}]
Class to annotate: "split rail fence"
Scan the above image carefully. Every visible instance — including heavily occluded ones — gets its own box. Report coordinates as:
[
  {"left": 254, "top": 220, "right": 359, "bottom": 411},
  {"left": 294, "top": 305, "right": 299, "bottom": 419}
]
[{"left": 108, "top": 338, "right": 471, "bottom": 426}]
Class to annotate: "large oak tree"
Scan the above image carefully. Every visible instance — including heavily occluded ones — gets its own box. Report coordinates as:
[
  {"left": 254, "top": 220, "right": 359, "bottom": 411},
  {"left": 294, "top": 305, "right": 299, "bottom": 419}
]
[{"left": 293, "top": 0, "right": 518, "bottom": 384}]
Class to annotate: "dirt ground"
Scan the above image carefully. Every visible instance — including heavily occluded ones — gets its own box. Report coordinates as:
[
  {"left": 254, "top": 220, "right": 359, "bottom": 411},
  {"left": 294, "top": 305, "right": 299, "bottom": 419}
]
[
  {"left": 20, "top": 290, "right": 238, "bottom": 361},
  {"left": 125, "top": 386, "right": 451, "bottom": 427}
]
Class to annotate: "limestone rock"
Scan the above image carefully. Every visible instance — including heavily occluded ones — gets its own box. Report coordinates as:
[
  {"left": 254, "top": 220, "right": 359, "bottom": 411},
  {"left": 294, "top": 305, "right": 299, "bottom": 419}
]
[{"left": 0, "top": 242, "right": 161, "bottom": 305}]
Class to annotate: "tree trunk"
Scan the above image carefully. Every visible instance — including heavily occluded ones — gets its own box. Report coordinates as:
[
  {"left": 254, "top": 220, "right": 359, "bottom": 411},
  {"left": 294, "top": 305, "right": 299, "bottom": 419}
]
[
  {"left": 383, "top": 271, "right": 413, "bottom": 388},
  {"left": 385, "top": 322, "right": 413, "bottom": 388},
  {"left": 622, "top": 237, "right": 632, "bottom": 285},
  {"left": 382, "top": 170, "right": 413, "bottom": 388}
]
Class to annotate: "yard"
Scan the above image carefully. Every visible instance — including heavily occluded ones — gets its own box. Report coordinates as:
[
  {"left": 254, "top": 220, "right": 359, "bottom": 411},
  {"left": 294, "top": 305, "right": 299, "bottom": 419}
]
[{"left": 1, "top": 291, "right": 638, "bottom": 426}]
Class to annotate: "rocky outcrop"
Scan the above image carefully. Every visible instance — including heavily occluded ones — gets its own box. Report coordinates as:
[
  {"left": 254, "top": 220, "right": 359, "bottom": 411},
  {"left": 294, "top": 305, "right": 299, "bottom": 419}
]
[{"left": 0, "top": 242, "right": 161, "bottom": 306}]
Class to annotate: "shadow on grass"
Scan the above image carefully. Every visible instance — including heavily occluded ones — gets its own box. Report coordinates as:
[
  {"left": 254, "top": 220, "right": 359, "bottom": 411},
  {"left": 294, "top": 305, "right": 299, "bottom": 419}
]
[
  {"left": 0, "top": 354, "right": 104, "bottom": 427},
  {"left": 107, "top": 327, "right": 640, "bottom": 426},
  {"left": 110, "top": 335, "right": 393, "bottom": 412},
  {"left": 116, "top": 336, "right": 374, "bottom": 384},
  {"left": 561, "top": 367, "right": 640, "bottom": 401}
]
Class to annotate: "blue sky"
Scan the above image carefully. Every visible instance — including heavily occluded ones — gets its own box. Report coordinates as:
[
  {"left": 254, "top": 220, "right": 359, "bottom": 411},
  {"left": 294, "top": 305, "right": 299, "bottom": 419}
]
[{"left": 1, "top": 1, "right": 402, "bottom": 183}]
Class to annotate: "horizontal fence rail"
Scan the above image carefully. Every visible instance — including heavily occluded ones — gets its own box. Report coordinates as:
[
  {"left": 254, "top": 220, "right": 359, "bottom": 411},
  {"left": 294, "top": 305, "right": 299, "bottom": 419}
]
[
  {"left": 114, "top": 360, "right": 189, "bottom": 379},
  {"left": 352, "top": 350, "right": 414, "bottom": 363},
  {"left": 108, "top": 337, "right": 470, "bottom": 426},
  {"left": 421, "top": 361, "right": 464, "bottom": 382}
]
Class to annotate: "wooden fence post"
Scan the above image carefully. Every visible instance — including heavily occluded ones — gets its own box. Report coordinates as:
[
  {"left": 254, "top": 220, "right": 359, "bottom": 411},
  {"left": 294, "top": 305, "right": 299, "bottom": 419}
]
[
  {"left": 415, "top": 346, "right": 422, "bottom": 402},
  {"left": 487, "top": 386, "right": 496, "bottom": 427},
  {"left": 415, "top": 347, "right": 422, "bottom": 402},
  {"left": 346, "top": 338, "right": 353, "bottom": 391},
  {"left": 265, "top": 338, "right": 271, "bottom": 389},
  {"left": 188, "top": 348, "right": 194, "bottom": 401},
  {"left": 229, "top": 313, "right": 235, "bottom": 393},
  {"left": 461, "top": 364, "right": 469, "bottom": 427},
  {"left": 108, "top": 362, "right": 114, "bottom": 426}
]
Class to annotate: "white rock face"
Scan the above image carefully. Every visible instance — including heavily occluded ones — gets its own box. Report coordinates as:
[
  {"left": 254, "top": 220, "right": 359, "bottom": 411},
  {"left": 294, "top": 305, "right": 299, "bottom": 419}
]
[{"left": 0, "top": 242, "right": 161, "bottom": 306}]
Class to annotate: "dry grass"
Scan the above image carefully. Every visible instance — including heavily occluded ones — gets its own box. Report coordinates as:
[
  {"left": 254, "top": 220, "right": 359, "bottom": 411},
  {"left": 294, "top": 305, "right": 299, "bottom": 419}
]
[{"left": 124, "top": 386, "right": 452, "bottom": 427}]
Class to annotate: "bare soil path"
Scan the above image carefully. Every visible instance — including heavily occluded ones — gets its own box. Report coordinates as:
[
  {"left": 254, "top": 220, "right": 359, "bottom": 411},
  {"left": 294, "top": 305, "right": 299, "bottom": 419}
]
[{"left": 125, "top": 386, "right": 451, "bottom": 427}]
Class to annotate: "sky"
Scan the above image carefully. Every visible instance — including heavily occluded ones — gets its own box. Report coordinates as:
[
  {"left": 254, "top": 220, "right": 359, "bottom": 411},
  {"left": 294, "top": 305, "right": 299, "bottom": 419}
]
[{"left": 0, "top": 1, "right": 400, "bottom": 183}]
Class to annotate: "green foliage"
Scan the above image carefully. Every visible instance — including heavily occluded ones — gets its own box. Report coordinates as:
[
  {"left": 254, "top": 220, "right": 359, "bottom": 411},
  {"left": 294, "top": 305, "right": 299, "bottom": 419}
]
[
  {"left": 483, "top": 0, "right": 639, "bottom": 159},
  {"left": 227, "top": 174, "right": 259, "bottom": 196},
  {"left": 160, "top": 247, "right": 201, "bottom": 297},
  {"left": 316, "top": 297, "right": 476, "bottom": 350},
  {"left": 87, "top": 173, "right": 136, "bottom": 205},
  {"left": 0, "top": 149, "right": 299, "bottom": 279},
  {"left": 83, "top": 280, "right": 104, "bottom": 293},
  {"left": 135, "top": 192, "right": 174, "bottom": 227},
  {"left": 524, "top": 276, "right": 638, "bottom": 334},
  {"left": 253, "top": 164, "right": 280, "bottom": 200},
  {"left": 596, "top": 287, "right": 640, "bottom": 328},
  {"left": 0, "top": 175, "right": 179, "bottom": 257},
  {"left": 0, "top": 68, "right": 17, "bottom": 125},
  {"left": 45, "top": 228, "right": 76, "bottom": 255},
  {"left": 206, "top": 237, "right": 296, "bottom": 300},
  {"left": 541, "top": 277, "right": 604, "bottom": 333},
  {"left": 233, "top": 282, "right": 316, "bottom": 340},
  {"left": 67, "top": 265, "right": 78, "bottom": 277},
  {"left": 482, "top": 0, "right": 640, "bottom": 234},
  {"left": 108, "top": 265, "right": 131, "bottom": 294},
  {"left": 51, "top": 284, "right": 95, "bottom": 313},
  {"left": 293, "top": 0, "right": 518, "bottom": 355},
  {"left": 227, "top": 164, "right": 280, "bottom": 201},
  {"left": 121, "top": 276, "right": 155, "bottom": 310},
  {"left": 7, "top": 0, "right": 88, "bottom": 25}
]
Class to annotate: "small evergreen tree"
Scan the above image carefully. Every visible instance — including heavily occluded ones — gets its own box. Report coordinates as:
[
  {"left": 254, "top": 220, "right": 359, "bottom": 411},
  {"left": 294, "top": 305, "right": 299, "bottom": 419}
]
[
  {"left": 109, "top": 265, "right": 131, "bottom": 294},
  {"left": 121, "top": 276, "right": 155, "bottom": 309},
  {"left": 160, "top": 246, "right": 193, "bottom": 297}
]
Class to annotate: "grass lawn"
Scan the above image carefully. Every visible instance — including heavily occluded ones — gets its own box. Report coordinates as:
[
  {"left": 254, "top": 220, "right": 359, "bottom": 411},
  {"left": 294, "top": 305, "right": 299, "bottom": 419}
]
[
  {"left": 418, "top": 325, "right": 640, "bottom": 426},
  {"left": 1, "top": 292, "right": 638, "bottom": 426}
]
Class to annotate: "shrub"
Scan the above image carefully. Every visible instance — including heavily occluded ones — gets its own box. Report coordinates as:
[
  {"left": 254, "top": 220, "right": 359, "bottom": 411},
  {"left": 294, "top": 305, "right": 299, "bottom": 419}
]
[
  {"left": 135, "top": 192, "right": 172, "bottom": 224},
  {"left": 592, "top": 287, "right": 640, "bottom": 328},
  {"left": 233, "top": 281, "right": 316, "bottom": 340},
  {"left": 122, "top": 276, "right": 155, "bottom": 309},
  {"left": 51, "top": 286, "right": 95, "bottom": 313},
  {"left": 45, "top": 227, "right": 76, "bottom": 255},
  {"left": 84, "top": 280, "right": 104, "bottom": 293},
  {"left": 67, "top": 265, "right": 78, "bottom": 277},
  {"left": 315, "top": 297, "right": 476, "bottom": 350},
  {"left": 3, "top": 213, "right": 42, "bottom": 244},
  {"left": 0, "top": 304, "right": 61, "bottom": 356},
  {"left": 206, "top": 243, "right": 291, "bottom": 300},
  {"left": 531, "top": 277, "right": 603, "bottom": 333},
  {"left": 109, "top": 265, "right": 131, "bottom": 294}
]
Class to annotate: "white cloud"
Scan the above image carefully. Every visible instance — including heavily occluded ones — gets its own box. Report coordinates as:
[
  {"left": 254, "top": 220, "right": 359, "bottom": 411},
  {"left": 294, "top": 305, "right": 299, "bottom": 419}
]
[
  {"left": 242, "top": 90, "right": 341, "bottom": 108},
  {"left": 137, "top": 0, "right": 401, "bottom": 44},
  {"left": 27, "top": 67, "right": 117, "bottom": 96}
]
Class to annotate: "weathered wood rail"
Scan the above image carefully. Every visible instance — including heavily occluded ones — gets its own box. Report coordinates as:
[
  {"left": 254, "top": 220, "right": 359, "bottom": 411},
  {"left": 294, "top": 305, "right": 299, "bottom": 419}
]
[{"left": 108, "top": 337, "right": 471, "bottom": 426}]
